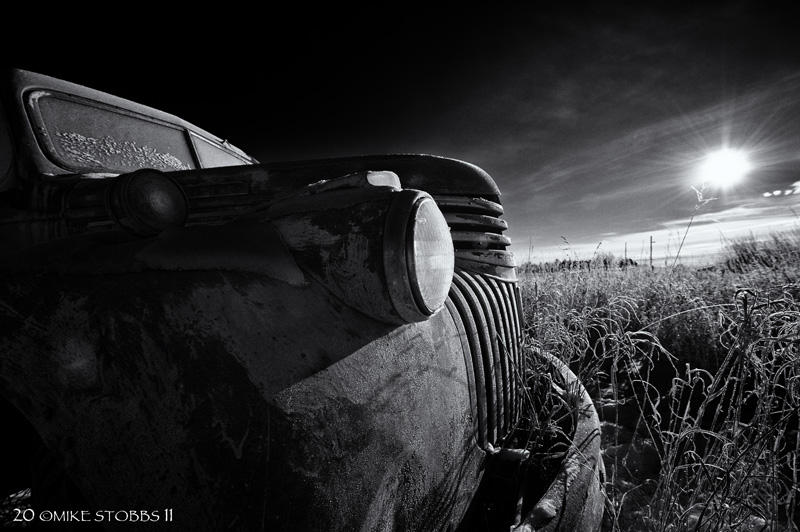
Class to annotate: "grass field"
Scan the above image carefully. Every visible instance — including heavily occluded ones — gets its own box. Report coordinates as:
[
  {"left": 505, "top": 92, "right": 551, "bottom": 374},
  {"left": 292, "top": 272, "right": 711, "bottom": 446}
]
[{"left": 518, "top": 230, "right": 800, "bottom": 531}]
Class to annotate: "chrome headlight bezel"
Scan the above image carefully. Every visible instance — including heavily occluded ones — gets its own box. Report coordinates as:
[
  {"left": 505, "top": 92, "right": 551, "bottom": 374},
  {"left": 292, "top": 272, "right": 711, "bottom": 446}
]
[{"left": 384, "top": 190, "right": 454, "bottom": 323}]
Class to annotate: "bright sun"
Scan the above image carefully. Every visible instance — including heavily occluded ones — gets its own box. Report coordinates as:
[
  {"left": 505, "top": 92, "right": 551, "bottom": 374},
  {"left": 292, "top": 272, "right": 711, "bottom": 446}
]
[{"left": 697, "top": 148, "right": 752, "bottom": 188}]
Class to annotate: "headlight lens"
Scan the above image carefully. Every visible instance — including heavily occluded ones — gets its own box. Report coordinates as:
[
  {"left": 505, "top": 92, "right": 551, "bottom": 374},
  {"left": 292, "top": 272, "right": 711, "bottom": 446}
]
[
  {"left": 384, "top": 191, "right": 454, "bottom": 322},
  {"left": 408, "top": 198, "right": 454, "bottom": 315},
  {"left": 107, "top": 170, "right": 188, "bottom": 236}
]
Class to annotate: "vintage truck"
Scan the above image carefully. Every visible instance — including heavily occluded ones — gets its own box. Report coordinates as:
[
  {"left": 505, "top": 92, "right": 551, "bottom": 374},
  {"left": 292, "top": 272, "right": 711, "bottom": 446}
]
[{"left": 0, "top": 69, "right": 603, "bottom": 531}]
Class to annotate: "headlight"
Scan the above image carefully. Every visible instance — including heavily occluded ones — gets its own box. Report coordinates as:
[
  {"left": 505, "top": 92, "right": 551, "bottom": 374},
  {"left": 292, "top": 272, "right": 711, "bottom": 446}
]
[
  {"left": 410, "top": 198, "right": 455, "bottom": 313},
  {"left": 269, "top": 175, "right": 454, "bottom": 325},
  {"left": 107, "top": 170, "right": 188, "bottom": 236},
  {"left": 384, "top": 192, "right": 454, "bottom": 322}
]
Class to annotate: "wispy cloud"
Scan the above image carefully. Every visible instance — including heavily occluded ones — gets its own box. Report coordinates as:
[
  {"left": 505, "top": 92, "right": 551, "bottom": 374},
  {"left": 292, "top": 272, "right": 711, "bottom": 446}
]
[{"left": 504, "top": 72, "right": 800, "bottom": 198}]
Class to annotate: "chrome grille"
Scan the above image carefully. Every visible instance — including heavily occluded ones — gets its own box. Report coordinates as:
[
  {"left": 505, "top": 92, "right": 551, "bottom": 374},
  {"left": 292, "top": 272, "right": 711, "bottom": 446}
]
[
  {"left": 436, "top": 194, "right": 523, "bottom": 448},
  {"left": 434, "top": 194, "right": 516, "bottom": 281},
  {"left": 448, "top": 271, "right": 523, "bottom": 447}
]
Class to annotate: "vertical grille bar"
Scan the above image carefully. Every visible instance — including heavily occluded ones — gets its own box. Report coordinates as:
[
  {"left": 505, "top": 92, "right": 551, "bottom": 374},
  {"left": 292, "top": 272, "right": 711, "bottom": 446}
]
[
  {"left": 487, "top": 277, "right": 516, "bottom": 429},
  {"left": 472, "top": 273, "right": 511, "bottom": 434},
  {"left": 460, "top": 272, "right": 505, "bottom": 436},
  {"left": 448, "top": 280, "right": 489, "bottom": 448},
  {"left": 514, "top": 284, "right": 526, "bottom": 423},
  {"left": 504, "top": 282, "right": 524, "bottom": 423},
  {"left": 452, "top": 273, "right": 498, "bottom": 444},
  {"left": 444, "top": 299, "right": 479, "bottom": 429}
]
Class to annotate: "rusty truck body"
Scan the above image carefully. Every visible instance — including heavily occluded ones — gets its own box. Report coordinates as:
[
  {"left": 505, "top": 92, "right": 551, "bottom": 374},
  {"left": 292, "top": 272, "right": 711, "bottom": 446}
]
[{"left": 0, "top": 69, "right": 603, "bottom": 531}]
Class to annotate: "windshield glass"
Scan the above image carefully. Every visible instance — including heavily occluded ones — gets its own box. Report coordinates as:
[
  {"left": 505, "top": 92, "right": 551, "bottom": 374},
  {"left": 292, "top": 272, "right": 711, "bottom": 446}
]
[
  {"left": 29, "top": 90, "right": 196, "bottom": 173},
  {"left": 191, "top": 133, "right": 249, "bottom": 168}
]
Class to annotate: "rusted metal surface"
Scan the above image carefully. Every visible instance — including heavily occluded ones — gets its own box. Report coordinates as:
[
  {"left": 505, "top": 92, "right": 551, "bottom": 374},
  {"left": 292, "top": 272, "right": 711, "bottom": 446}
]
[
  {"left": 432, "top": 195, "right": 504, "bottom": 216},
  {"left": 0, "top": 160, "right": 487, "bottom": 530},
  {"left": 0, "top": 68, "right": 606, "bottom": 532},
  {"left": 0, "top": 263, "right": 486, "bottom": 530},
  {"left": 254, "top": 154, "right": 501, "bottom": 197},
  {"left": 268, "top": 310, "right": 484, "bottom": 530},
  {"left": 450, "top": 231, "right": 512, "bottom": 248}
]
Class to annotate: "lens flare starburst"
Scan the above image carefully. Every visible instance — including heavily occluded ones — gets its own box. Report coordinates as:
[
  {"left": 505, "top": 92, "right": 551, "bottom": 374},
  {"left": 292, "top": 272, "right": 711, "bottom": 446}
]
[{"left": 697, "top": 148, "right": 752, "bottom": 188}]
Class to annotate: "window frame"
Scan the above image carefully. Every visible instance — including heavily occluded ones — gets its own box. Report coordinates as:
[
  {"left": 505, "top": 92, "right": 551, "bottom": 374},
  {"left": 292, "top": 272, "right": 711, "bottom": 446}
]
[{"left": 188, "top": 131, "right": 252, "bottom": 168}]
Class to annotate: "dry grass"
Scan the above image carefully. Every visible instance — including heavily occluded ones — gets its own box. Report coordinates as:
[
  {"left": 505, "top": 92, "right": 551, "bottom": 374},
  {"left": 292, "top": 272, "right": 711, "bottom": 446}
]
[{"left": 519, "top": 231, "right": 800, "bottom": 531}]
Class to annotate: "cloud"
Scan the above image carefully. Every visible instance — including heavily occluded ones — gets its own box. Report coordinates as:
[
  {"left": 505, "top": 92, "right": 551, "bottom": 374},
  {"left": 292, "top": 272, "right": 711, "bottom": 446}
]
[
  {"left": 660, "top": 200, "right": 800, "bottom": 229},
  {"left": 392, "top": 10, "right": 800, "bottom": 266},
  {"left": 505, "top": 72, "right": 800, "bottom": 199}
]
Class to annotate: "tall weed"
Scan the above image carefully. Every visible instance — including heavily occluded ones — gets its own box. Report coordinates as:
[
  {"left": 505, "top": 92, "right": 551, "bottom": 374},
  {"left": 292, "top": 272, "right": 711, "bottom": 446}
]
[{"left": 520, "top": 231, "right": 800, "bottom": 531}]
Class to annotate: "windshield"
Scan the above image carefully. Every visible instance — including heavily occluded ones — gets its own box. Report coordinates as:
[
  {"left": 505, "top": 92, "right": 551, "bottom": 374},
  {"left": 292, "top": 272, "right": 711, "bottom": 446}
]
[
  {"left": 29, "top": 90, "right": 197, "bottom": 174},
  {"left": 27, "top": 88, "right": 254, "bottom": 175}
]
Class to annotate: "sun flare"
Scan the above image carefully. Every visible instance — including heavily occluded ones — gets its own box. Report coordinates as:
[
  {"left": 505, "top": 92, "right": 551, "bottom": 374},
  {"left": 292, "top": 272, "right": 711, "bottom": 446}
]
[{"left": 697, "top": 148, "right": 752, "bottom": 188}]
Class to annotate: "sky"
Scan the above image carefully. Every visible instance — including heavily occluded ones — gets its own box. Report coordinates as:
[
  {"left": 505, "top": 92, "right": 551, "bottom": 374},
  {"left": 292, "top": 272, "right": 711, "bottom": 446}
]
[{"left": 10, "top": 3, "right": 800, "bottom": 265}]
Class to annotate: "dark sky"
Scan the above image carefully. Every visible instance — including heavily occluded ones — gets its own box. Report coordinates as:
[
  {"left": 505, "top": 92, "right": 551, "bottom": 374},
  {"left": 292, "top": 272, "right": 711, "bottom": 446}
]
[{"left": 10, "top": 3, "right": 800, "bottom": 263}]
